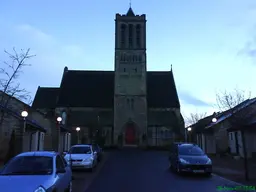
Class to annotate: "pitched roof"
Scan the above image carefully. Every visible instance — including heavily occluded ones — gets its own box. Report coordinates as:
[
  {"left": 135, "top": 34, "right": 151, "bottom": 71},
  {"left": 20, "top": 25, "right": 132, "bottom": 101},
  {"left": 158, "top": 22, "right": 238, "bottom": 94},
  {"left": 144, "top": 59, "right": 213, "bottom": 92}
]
[
  {"left": 147, "top": 71, "right": 180, "bottom": 108},
  {"left": 205, "top": 98, "right": 256, "bottom": 129},
  {"left": 126, "top": 7, "right": 135, "bottom": 16},
  {"left": 34, "top": 69, "right": 180, "bottom": 109},
  {"left": 32, "top": 87, "right": 59, "bottom": 109},
  {"left": 0, "top": 104, "right": 47, "bottom": 132},
  {"left": 57, "top": 70, "right": 114, "bottom": 108}
]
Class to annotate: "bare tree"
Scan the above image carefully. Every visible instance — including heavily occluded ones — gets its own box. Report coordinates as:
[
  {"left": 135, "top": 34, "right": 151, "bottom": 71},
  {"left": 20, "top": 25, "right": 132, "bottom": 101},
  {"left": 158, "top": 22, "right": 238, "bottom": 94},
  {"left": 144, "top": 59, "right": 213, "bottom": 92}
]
[
  {"left": 185, "top": 112, "right": 207, "bottom": 126},
  {"left": 216, "top": 88, "right": 253, "bottom": 181},
  {"left": 216, "top": 88, "right": 251, "bottom": 111},
  {"left": 0, "top": 48, "right": 35, "bottom": 128}
]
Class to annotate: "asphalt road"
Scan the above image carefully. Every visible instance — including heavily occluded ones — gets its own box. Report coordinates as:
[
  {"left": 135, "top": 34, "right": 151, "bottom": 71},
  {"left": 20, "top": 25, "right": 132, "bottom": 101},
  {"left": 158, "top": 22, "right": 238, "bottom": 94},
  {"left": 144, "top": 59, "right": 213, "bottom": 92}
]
[{"left": 74, "top": 149, "right": 247, "bottom": 192}]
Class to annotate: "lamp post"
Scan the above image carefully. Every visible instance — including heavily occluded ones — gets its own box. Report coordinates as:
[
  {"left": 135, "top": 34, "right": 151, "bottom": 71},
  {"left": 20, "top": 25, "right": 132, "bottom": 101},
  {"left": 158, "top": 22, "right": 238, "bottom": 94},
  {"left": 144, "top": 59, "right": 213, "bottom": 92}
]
[
  {"left": 76, "top": 127, "right": 81, "bottom": 144},
  {"left": 57, "top": 117, "right": 62, "bottom": 152},
  {"left": 187, "top": 127, "right": 192, "bottom": 142},
  {"left": 21, "top": 110, "right": 28, "bottom": 152}
]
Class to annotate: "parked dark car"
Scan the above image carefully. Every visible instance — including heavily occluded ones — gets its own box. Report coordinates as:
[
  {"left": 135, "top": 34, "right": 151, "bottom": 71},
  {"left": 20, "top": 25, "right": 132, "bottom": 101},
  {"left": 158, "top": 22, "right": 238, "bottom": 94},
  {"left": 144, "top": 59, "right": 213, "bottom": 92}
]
[
  {"left": 168, "top": 142, "right": 212, "bottom": 176},
  {"left": 92, "top": 144, "right": 103, "bottom": 162}
]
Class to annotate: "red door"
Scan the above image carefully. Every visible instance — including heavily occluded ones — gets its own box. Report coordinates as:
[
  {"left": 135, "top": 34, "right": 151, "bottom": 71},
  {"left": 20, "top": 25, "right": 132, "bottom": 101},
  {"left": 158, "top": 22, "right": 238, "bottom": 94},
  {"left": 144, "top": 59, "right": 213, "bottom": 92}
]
[{"left": 125, "top": 126, "right": 135, "bottom": 144}]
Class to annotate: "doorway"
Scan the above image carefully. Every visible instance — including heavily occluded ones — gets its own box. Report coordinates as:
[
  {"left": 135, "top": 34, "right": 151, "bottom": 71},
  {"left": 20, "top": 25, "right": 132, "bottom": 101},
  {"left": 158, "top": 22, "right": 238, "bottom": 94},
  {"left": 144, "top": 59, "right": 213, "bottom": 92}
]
[{"left": 125, "top": 122, "right": 136, "bottom": 145}]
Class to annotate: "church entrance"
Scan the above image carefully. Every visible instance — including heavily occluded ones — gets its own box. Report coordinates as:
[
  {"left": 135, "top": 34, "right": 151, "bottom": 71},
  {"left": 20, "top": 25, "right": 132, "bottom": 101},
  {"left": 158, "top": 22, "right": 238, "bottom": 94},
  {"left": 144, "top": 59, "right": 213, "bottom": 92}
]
[{"left": 125, "top": 122, "right": 136, "bottom": 145}]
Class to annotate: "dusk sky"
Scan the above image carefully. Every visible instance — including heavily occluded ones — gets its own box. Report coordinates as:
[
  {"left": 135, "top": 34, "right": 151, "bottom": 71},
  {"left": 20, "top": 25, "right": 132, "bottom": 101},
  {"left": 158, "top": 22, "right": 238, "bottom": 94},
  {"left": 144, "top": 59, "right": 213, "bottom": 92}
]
[{"left": 1, "top": 0, "right": 256, "bottom": 121}]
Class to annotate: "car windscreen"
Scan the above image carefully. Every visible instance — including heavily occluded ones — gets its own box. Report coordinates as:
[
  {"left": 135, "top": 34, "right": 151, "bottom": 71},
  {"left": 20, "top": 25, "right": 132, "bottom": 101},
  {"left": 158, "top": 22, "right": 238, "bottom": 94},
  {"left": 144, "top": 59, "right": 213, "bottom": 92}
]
[
  {"left": 178, "top": 145, "right": 205, "bottom": 156},
  {"left": 0, "top": 156, "right": 53, "bottom": 175},
  {"left": 69, "top": 146, "right": 92, "bottom": 154}
]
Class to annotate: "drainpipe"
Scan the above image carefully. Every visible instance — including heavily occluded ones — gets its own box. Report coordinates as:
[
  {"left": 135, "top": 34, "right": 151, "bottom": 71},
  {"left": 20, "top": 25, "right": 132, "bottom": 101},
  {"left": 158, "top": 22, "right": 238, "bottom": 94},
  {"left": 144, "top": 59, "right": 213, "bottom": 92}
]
[{"left": 241, "top": 130, "right": 249, "bottom": 181}]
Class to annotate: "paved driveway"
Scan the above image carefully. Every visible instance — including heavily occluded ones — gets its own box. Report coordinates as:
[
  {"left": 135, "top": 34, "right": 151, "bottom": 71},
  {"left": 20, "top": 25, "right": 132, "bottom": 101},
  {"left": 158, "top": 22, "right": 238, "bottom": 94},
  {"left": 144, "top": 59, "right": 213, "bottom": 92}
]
[{"left": 76, "top": 149, "right": 248, "bottom": 192}]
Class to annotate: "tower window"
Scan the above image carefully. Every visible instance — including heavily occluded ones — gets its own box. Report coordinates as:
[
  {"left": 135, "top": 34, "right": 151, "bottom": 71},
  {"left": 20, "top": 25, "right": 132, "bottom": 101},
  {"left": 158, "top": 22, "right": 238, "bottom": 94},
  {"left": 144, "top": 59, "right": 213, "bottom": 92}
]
[
  {"left": 131, "top": 98, "right": 134, "bottom": 109},
  {"left": 134, "top": 68, "right": 137, "bottom": 73},
  {"left": 138, "top": 55, "right": 142, "bottom": 62},
  {"left": 129, "top": 24, "right": 133, "bottom": 48},
  {"left": 121, "top": 24, "right": 126, "bottom": 48},
  {"left": 136, "top": 24, "right": 141, "bottom": 48},
  {"left": 127, "top": 98, "right": 130, "bottom": 108},
  {"left": 123, "top": 68, "right": 126, "bottom": 72}
]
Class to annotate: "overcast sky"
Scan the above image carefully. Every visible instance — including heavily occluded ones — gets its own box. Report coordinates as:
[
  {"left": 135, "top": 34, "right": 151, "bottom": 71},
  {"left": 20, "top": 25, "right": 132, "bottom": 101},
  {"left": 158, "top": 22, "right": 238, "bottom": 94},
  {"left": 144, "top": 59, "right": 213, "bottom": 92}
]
[{"left": 0, "top": 0, "right": 256, "bottom": 120}]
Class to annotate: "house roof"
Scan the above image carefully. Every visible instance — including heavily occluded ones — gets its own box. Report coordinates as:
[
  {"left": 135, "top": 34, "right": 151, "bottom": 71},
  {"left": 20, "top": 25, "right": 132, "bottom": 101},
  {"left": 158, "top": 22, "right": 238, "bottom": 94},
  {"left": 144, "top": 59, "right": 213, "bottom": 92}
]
[
  {"left": 33, "top": 69, "right": 180, "bottom": 109},
  {"left": 32, "top": 87, "right": 59, "bottom": 109},
  {"left": 205, "top": 98, "right": 256, "bottom": 129},
  {"left": 0, "top": 104, "right": 47, "bottom": 132}
]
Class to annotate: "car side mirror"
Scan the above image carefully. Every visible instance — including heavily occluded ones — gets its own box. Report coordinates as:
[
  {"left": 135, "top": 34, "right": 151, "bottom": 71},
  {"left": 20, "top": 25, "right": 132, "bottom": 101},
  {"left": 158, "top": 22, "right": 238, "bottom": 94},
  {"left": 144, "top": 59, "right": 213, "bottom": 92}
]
[{"left": 56, "top": 168, "right": 66, "bottom": 174}]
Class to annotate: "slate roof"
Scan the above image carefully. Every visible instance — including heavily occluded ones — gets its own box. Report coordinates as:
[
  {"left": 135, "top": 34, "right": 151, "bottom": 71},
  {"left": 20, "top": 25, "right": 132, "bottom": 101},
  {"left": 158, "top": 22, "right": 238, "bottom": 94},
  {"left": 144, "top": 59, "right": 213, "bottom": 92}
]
[
  {"left": 147, "top": 71, "right": 180, "bottom": 108},
  {"left": 32, "top": 87, "right": 59, "bottom": 109},
  {"left": 33, "top": 69, "right": 180, "bottom": 109},
  {"left": 57, "top": 70, "right": 114, "bottom": 108}
]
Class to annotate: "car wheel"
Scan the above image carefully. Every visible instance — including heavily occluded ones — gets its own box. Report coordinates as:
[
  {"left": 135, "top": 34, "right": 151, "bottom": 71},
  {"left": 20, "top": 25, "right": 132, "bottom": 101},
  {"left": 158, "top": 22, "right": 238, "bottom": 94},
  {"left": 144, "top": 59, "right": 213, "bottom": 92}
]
[
  {"left": 168, "top": 162, "right": 172, "bottom": 170},
  {"left": 205, "top": 172, "right": 212, "bottom": 177},
  {"left": 176, "top": 163, "right": 181, "bottom": 174},
  {"left": 89, "top": 167, "right": 93, "bottom": 172},
  {"left": 64, "top": 180, "right": 72, "bottom": 192}
]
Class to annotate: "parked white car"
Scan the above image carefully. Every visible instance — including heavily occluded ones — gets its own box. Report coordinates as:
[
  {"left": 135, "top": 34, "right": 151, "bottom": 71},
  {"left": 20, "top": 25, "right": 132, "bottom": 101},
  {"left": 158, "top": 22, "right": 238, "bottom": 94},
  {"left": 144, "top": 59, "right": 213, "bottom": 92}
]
[{"left": 64, "top": 144, "right": 98, "bottom": 171}]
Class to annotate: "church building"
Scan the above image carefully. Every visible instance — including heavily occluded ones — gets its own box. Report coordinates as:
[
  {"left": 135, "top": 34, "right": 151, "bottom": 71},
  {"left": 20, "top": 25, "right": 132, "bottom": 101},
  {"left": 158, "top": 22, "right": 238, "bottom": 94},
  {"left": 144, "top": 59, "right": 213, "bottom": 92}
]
[{"left": 32, "top": 7, "right": 185, "bottom": 148}]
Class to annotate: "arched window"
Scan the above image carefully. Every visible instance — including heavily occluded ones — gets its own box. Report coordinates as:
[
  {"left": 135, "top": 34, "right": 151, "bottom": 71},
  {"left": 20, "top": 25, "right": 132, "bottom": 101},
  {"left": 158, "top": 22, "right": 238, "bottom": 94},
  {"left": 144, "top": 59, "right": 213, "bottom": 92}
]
[
  {"left": 121, "top": 24, "right": 126, "bottom": 48},
  {"left": 136, "top": 24, "right": 141, "bottom": 48},
  {"left": 128, "top": 24, "right": 133, "bottom": 48}
]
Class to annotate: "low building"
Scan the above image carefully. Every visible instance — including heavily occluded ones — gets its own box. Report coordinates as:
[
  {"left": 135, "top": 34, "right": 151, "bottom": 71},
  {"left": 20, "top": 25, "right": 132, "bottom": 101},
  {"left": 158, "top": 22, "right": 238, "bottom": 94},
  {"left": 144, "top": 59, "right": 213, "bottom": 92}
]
[
  {"left": 0, "top": 91, "right": 51, "bottom": 162},
  {"left": 195, "top": 98, "right": 256, "bottom": 157}
]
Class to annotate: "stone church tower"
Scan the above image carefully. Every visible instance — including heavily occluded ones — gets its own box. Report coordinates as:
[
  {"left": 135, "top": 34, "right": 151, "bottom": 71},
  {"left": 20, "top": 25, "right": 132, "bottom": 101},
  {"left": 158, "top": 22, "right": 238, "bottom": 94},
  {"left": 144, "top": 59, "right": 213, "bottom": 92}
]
[
  {"left": 114, "top": 8, "right": 147, "bottom": 146},
  {"left": 32, "top": 7, "right": 184, "bottom": 150}
]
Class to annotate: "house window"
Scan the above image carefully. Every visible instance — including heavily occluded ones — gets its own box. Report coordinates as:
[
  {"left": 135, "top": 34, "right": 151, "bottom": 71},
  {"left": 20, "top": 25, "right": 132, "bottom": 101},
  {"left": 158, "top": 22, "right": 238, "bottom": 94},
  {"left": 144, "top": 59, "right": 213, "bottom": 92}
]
[
  {"left": 123, "top": 68, "right": 126, "bottom": 72},
  {"left": 136, "top": 24, "right": 141, "bottom": 48},
  {"left": 129, "top": 24, "right": 133, "bottom": 48},
  {"left": 133, "top": 68, "right": 137, "bottom": 73},
  {"left": 230, "top": 132, "right": 233, "bottom": 140},
  {"left": 121, "top": 24, "right": 126, "bottom": 48}
]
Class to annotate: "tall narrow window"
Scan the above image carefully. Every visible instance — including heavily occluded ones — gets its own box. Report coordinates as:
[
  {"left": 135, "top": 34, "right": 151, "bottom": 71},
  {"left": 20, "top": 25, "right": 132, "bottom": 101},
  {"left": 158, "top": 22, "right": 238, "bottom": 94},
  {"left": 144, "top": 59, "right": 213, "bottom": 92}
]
[
  {"left": 129, "top": 24, "right": 133, "bottom": 48},
  {"left": 121, "top": 24, "right": 126, "bottom": 48},
  {"left": 136, "top": 24, "right": 141, "bottom": 48},
  {"left": 127, "top": 98, "right": 130, "bottom": 108},
  {"left": 131, "top": 98, "right": 134, "bottom": 109}
]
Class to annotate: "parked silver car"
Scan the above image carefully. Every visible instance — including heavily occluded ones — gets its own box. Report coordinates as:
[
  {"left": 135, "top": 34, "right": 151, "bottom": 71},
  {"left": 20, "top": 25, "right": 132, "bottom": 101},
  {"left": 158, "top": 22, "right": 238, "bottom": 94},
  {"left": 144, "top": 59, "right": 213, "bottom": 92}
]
[
  {"left": 64, "top": 144, "right": 98, "bottom": 171},
  {"left": 0, "top": 151, "right": 72, "bottom": 192}
]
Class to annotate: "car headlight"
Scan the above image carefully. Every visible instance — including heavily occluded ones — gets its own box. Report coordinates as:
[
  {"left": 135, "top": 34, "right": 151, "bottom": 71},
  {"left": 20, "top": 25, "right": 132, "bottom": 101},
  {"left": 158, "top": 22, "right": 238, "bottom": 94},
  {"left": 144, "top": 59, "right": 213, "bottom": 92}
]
[
  {"left": 179, "top": 158, "right": 190, "bottom": 164},
  {"left": 206, "top": 159, "right": 212, "bottom": 165},
  {"left": 34, "top": 186, "right": 46, "bottom": 192}
]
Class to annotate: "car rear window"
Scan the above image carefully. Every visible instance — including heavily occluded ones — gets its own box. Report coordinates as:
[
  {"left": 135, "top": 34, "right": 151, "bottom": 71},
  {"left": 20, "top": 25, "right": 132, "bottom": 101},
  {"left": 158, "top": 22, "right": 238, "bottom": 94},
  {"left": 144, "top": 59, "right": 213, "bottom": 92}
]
[
  {"left": 178, "top": 145, "right": 205, "bottom": 156},
  {"left": 69, "top": 146, "right": 92, "bottom": 154}
]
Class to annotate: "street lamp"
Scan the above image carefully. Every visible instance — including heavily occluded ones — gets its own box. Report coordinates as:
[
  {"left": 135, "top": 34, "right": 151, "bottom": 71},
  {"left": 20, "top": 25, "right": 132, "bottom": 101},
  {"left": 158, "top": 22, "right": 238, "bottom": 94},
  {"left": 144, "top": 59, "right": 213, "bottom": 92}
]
[
  {"left": 56, "top": 117, "right": 62, "bottom": 152},
  {"left": 212, "top": 118, "right": 217, "bottom": 123},
  {"left": 57, "top": 117, "right": 62, "bottom": 123},
  {"left": 21, "top": 110, "right": 28, "bottom": 152},
  {"left": 186, "top": 127, "right": 192, "bottom": 142},
  {"left": 76, "top": 127, "right": 81, "bottom": 144}
]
